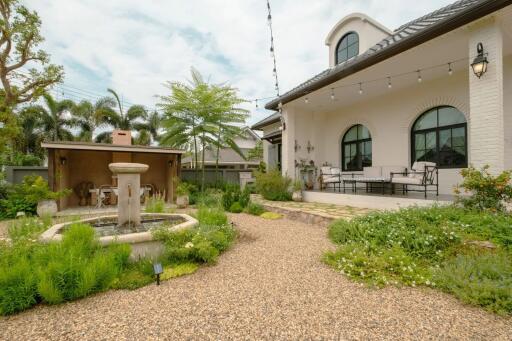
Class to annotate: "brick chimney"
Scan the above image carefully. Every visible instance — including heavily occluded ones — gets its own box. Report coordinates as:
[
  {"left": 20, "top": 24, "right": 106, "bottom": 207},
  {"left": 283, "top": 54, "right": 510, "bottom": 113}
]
[{"left": 112, "top": 130, "right": 132, "bottom": 145}]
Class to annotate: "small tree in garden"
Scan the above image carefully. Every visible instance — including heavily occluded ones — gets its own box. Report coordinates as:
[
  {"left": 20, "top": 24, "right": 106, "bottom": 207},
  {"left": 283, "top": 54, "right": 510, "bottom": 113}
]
[{"left": 454, "top": 165, "right": 512, "bottom": 213}]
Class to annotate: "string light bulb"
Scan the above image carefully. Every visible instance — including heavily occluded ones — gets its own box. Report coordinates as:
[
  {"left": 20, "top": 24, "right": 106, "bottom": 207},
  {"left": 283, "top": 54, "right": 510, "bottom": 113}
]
[
  {"left": 255, "top": 99, "right": 259, "bottom": 109},
  {"left": 273, "top": 67, "right": 277, "bottom": 77},
  {"left": 448, "top": 63, "right": 453, "bottom": 76},
  {"left": 387, "top": 77, "right": 392, "bottom": 89},
  {"left": 267, "top": 14, "right": 272, "bottom": 26},
  {"left": 417, "top": 70, "right": 422, "bottom": 83},
  {"left": 359, "top": 83, "right": 363, "bottom": 95}
]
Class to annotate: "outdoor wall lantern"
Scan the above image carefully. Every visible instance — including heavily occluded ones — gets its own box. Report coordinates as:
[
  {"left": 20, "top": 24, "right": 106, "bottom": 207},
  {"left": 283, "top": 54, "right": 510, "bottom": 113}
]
[
  {"left": 294, "top": 140, "right": 301, "bottom": 152},
  {"left": 471, "top": 42, "right": 489, "bottom": 79},
  {"left": 307, "top": 141, "right": 315, "bottom": 154},
  {"left": 59, "top": 157, "right": 67, "bottom": 166}
]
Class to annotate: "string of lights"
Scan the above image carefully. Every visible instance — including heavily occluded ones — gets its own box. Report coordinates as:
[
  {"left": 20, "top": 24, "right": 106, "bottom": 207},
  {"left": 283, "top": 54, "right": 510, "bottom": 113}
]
[
  {"left": 292, "top": 56, "right": 471, "bottom": 104},
  {"left": 266, "top": 0, "right": 280, "bottom": 98}
]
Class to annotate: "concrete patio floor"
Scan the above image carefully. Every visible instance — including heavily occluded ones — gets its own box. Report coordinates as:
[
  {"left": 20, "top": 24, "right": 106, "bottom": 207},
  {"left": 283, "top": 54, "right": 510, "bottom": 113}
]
[{"left": 1, "top": 214, "right": 510, "bottom": 340}]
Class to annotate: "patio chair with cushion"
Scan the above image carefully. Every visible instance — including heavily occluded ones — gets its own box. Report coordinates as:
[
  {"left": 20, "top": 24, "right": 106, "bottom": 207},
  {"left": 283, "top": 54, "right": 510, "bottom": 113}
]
[
  {"left": 390, "top": 161, "right": 439, "bottom": 198},
  {"left": 319, "top": 166, "right": 342, "bottom": 191}
]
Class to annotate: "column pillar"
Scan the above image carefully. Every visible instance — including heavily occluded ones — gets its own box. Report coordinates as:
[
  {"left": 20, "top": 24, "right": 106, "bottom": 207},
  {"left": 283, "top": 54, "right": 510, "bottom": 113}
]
[
  {"left": 469, "top": 19, "right": 505, "bottom": 174},
  {"left": 281, "top": 106, "right": 296, "bottom": 178}
]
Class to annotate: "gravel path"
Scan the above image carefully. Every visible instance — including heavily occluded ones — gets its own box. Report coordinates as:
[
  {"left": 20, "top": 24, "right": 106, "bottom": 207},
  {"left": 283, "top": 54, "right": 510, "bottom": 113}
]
[{"left": 1, "top": 214, "right": 511, "bottom": 340}]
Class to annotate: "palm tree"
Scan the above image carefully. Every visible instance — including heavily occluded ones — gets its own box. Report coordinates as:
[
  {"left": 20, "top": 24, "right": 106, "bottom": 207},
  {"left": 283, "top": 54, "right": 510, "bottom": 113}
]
[
  {"left": 95, "top": 88, "right": 147, "bottom": 143},
  {"left": 71, "top": 98, "right": 116, "bottom": 142},
  {"left": 15, "top": 106, "right": 45, "bottom": 158},
  {"left": 134, "top": 110, "right": 161, "bottom": 145},
  {"left": 25, "top": 93, "right": 75, "bottom": 142},
  {"left": 158, "top": 68, "right": 248, "bottom": 190}
]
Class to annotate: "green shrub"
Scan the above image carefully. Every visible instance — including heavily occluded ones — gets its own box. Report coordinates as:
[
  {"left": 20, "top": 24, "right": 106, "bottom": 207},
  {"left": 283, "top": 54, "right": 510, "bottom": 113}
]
[
  {"left": 196, "top": 188, "right": 223, "bottom": 207},
  {"left": 229, "top": 202, "right": 243, "bottom": 213},
  {"left": 434, "top": 252, "right": 512, "bottom": 315},
  {"left": 455, "top": 165, "right": 512, "bottom": 213},
  {"left": 154, "top": 223, "right": 235, "bottom": 265},
  {"left": 255, "top": 170, "right": 292, "bottom": 201},
  {"left": 239, "top": 187, "right": 251, "bottom": 208},
  {"left": 0, "top": 257, "right": 38, "bottom": 315},
  {"left": 0, "top": 175, "right": 70, "bottom": 219},
  {"left": 145, "top": 194, "right": 166, "bottom": 213},
  {"left": 244, "top": 202, "right": 266, "bottom": 216},
  {"left": 196, "top": 206, "right": 228, "bottom": 226},
  {"left": 222, "top": 185, "right": 242, "bottom": 210},
  {"left": 34, "top": 224, "right": 124, "bottom": 304}
]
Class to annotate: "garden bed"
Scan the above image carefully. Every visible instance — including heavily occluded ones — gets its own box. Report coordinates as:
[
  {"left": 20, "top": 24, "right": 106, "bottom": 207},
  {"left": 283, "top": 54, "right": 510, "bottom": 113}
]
[{"left": 324, "top": 205, "right": 512, "bottom": 315}]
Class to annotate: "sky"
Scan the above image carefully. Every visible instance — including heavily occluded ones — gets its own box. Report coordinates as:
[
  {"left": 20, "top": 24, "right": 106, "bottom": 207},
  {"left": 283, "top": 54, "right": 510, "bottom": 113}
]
[{"left": 25, "top": 0, "right": 456, "bottom": 125}]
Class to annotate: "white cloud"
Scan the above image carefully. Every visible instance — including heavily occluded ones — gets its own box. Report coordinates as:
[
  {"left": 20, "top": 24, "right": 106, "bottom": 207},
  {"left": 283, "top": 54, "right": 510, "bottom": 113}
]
[{"left": 25, "top": 0, "right": 455, "bottom": 124}]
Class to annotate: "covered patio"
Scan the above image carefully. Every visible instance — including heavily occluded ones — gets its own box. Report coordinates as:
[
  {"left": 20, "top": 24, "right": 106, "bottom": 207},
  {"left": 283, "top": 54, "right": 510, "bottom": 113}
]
[{"left": 42, "top": 141, "right": 184, "bottom": 210}]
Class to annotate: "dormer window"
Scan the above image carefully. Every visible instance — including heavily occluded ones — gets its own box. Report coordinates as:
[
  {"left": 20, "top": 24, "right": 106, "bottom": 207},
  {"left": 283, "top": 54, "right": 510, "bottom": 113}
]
[{"left": 336, "top": 32, "right": 359, "bottom": 64}]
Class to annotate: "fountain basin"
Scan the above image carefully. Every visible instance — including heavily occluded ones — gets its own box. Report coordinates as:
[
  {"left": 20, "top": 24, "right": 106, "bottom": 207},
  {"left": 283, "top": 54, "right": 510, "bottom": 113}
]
[{"left": 40, "top": 213, "right": 198, "bottom": 260}]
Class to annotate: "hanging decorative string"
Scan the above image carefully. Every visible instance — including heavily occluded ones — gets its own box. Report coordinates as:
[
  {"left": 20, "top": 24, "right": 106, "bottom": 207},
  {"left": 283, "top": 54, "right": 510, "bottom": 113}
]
[{"left": 266, "top": 0, "right": 280, "bottom": 97}]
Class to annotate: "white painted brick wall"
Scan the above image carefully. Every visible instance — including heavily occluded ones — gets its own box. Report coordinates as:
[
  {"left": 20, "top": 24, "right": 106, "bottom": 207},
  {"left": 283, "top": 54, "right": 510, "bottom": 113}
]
[{"left": 469, "top": 20, "right": 505, "bottom": 174}]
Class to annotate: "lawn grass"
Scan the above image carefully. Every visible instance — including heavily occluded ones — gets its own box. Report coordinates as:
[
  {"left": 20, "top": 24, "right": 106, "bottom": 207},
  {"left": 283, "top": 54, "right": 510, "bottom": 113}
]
[{"left": 324, "top": 205, "right": 512, "bottom": 315}]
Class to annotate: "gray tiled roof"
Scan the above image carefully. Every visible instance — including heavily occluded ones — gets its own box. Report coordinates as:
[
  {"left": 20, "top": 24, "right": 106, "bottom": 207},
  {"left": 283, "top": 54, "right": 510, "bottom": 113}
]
[
  {"left": 251, "top": 112, "right": 281, "bottom": 130},
  {"left": 265, "top": 0, "right": 497, "bottom": 109}
]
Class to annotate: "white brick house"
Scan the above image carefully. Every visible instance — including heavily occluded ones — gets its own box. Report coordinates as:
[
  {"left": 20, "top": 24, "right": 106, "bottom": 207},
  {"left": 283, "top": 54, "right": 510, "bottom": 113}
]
[{"left": 260, "top": 0, "right": 512, "bottom": 200}]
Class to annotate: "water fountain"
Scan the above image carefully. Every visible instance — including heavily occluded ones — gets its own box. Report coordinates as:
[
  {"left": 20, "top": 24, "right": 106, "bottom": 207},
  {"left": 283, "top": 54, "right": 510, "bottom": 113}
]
[{"left": 40, "top": 163, "right": 198, "bottom": 259}]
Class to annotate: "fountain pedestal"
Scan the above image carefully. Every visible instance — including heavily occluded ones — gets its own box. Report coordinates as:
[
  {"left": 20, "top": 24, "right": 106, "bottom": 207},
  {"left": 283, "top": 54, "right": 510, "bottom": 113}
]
[{"left": 108, "top": 163, "right": 149, "bottom": 227}]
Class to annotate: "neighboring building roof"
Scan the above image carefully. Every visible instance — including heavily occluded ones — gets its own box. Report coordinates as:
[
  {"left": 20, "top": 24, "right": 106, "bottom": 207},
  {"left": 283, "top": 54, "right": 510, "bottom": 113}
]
[
  {"left": 181, "top": 148, "right": 260, "bottom": 165},
  {"left": 266, "top": 0, "right": 512, "bottom": 110},
  {"left": 242, "top": 127, "right": 262, "bottom": 140},
  {"left": 41, "top": 141, "right": 185, "bottom": 154},
  {"left": 251, "top": 112, "right": 282, "bottom": 130}
]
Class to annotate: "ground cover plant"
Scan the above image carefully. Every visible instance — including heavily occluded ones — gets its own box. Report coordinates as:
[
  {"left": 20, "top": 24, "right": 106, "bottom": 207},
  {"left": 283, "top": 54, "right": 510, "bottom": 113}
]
[
  {"left": 324, "top": 205, "right": 512, "bottom": 315},
  {"left": 244, "top": 202, "right": 266, "bottom": 216}
]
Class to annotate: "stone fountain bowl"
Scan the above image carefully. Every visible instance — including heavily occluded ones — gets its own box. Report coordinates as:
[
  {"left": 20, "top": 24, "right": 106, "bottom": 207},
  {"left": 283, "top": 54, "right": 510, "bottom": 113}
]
[{"left": 40, "top": 213, "right": 198, "bottom": 260}]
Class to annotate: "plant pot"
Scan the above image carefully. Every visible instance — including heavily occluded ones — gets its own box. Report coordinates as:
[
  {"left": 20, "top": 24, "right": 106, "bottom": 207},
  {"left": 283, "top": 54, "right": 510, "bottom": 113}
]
[
  {"left": 292, "top": 191, "right": 303, "bottom": 202},
  {"left": 37, "top": 200, "right": 58, "bottom": 217},
  {"left": 176, "top": 195, "right": 189, "bottom": 208}
]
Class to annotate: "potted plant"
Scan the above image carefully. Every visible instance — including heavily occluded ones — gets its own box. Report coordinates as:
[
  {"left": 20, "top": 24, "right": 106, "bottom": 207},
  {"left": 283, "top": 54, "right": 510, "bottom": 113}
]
[
  {"left": 292, "top": 179, "right": 303, "bottom": 202},
  {"left": 22, "top": 176, "right": 70, "bottom": 217},
  {"left": 175, "top": 179, "right": 190, "bottom": 208}
]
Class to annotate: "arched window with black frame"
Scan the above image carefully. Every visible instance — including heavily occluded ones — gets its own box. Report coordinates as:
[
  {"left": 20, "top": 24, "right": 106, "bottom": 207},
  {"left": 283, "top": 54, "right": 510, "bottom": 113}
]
[
  {"left": 336, "top": 32, "right": 359, "bottom": 65},
  {"left": 342, "top": 124, "right": 372, "bottom": 171},
  {"left": 412, "top": 106, "right": 467, "bottom": 168}
]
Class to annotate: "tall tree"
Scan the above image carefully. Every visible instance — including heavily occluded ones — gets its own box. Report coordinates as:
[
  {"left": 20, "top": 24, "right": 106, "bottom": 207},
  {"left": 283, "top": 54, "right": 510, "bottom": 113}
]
[
  {"left": 95, "top": 88, "right": 147, "bottom": 143},
  {"left": 158, "top": 68, "right": 248, "bottom": 190},
  {"left": 0, "top": 0, "right": 64, "bottom": 152},
  {"left": 71, "top": 98, "right": 116, "bottom": 142}
]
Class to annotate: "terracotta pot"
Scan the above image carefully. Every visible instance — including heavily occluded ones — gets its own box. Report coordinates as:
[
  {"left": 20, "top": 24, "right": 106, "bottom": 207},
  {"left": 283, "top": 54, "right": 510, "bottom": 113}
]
[
  {"left": 176, "top": 195, "right": 189, "bottom": 208},
  {"left": 292, "top": 191, "right": 303, "bottom": 202},
  {"left": 37, "top": 200, "right": 58, "bottom": 217}
]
